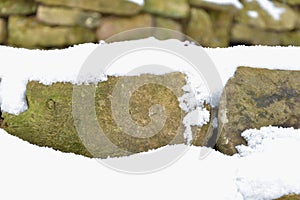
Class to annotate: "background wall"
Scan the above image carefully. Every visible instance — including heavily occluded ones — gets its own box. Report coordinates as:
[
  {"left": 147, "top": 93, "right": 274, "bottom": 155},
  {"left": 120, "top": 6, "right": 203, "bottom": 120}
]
[{"left": 0, "top": 0, "right": 300, "bottom": 49}]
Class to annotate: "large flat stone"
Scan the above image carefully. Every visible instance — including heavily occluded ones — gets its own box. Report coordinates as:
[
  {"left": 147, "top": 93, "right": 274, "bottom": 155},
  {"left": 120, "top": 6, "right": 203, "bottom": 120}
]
[
  {"left": 0, "top": 18, "right": 6, "bottom": 44},
  {"left": 37, "top": 5, "right": 101, "bottom": 29},
  {"left": 96, "top": 14, "right": 153, "bottom": 41},
  {"left": 35, "top": 0, "right": 141, "bottom": 16},
  {"left": 144, "top": 0, "right": 190, "bottom": 19},
  {"left": 1, "top": 73, "right": 212, "bottom": 158},
  {"left": 186, "top": 8, "right": 233, "bottom": 47},
  {"left": 217, "top": 67, "right": 300, "bottom": 155},
  {"left": 8, "top": 16, "right": 96, "bottom": 48},
  {"left": 0, "top": 0, "right": 36, "bottom": 16}
]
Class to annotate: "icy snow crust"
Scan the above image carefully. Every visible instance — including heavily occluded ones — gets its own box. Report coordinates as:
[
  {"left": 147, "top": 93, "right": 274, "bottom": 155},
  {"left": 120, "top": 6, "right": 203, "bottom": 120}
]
[{"left": 1, "top": 38, "right": 300, "bottom": 199}]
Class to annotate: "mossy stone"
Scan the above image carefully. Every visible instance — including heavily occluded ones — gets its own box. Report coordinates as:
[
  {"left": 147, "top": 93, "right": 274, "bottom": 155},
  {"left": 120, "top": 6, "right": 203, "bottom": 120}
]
[{"left": 0, "top": 0, "right": 36, "bottom": 16}]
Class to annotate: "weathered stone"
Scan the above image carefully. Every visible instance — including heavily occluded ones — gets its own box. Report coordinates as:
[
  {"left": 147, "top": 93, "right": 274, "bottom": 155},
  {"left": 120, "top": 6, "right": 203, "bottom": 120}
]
[
  {"left": 96, "top": 14, "right": 153, "bottom": 41},
  {"left": 273, "top": 0, "right": 300, "bottom": 5},
  {"left": 276, "top": 194, "right": 300, "bottom": 200},
  {"left": 37, "top": 5, "right": 101, "bottom": 29},
  {"left": 231, "top": 24, "right": 282, "bottom": 45},
  {"left": 8, "top": 16, "right": 96, "bottom": 49},
  {"left": 217, "top": 67, "right": 300, "bottom": 155},
  {"left": 0, "top": 18, "right": 6, "bottom": 44},
  {"left": 231, "top": 24, "right": 300, "bottom": 46},
  {"left": 154, "top": 17, "right": 184, "bottom": 40},
  {"left": 144, "top": 0, "right": 190, "bottom": 19},
  {"left": 236, "top": 0, "right": 298, "bottom": 31},
  {"left": 0, "top": 0, "right": 36, "bottom": 16},
  {"left": 1, "top": 73, "right": 211, "bottom": 158},
  {"left": 189, "top": 0, "right": 240, "bottom": 12},
  {"left": 186, "top": 8, "right": 233, "bottom": 47},
  {"left": 35, "top": 0, "right": 141, "bottom": 16}
]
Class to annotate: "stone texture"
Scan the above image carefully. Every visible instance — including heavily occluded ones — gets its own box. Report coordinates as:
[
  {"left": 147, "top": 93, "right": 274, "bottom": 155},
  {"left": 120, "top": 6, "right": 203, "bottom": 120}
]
[
  {"left": 8, "top": 16, "right": 96, "bottom": 48},
  {"left": 154, "top": 17, "right": 183, "bottom": 40},
  {"left": 231, "top": 24, "right": 282, "bottom": 45},
  {"left": 1, "top": 73, "right": 211, "bottom": 158},
  {"left": 236, "top": 0, "right": 298, "bottom": 31},
  {"left": 276, "top": 194, "right": 300, "bottom": 200},
  {"left": 37, "top": 5, "right": 101, "bottom": 29},
  {"left": 231, "top": 24, "right": 300, "bottom": 46},
  {"left": 186, "top": 8, "right": 233, "bottom": 47},
  {"left": 96, "top": 14, "right": 153, "bottom": 41},
  {"left": 217, "top": 67, "right": 300, "bottom": 155},
  {"left": 144, "top": 0, "right": 190, "bottom": 19},
  {"left": 0, "top": 0, "right": 36, "bottom": 16},
  {"left": 273, "top": 0, "right": 300, "bottom": 5},
  {"left": 35, "top": 0, "right": 141, "bottom": 16},
  {"left": 0, "top": 18, "right": 6, "bottom": 44},
  {"left": 189, "top": 0, "right": 240, "bottom": 12}
]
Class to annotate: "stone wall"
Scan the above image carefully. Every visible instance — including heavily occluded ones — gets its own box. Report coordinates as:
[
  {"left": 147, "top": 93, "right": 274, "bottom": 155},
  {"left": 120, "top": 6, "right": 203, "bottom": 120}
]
[{"left": 0, "top": 0, "right": 300, "bottom": 48}]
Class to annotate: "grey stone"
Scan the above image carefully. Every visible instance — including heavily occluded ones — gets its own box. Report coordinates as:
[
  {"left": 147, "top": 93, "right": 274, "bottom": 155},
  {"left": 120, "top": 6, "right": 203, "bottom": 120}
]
[{"left": 217, "top": 67, "right": 300, "bottom": 155}]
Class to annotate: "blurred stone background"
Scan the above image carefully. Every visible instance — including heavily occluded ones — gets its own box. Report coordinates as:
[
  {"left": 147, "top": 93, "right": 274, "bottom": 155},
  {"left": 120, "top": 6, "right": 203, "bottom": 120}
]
[{"left": 0, "top": 0, "right": 300, "bottom": 49}]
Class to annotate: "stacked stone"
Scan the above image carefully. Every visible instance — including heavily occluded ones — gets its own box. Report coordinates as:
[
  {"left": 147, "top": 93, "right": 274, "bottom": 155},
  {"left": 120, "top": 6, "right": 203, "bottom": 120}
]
[{"left": 0, "top": 0, "right": 300, "bottom": 48}]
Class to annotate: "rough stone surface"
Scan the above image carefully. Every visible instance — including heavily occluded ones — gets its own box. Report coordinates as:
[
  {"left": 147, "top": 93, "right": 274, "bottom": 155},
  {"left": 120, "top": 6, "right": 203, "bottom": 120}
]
[
  {"left": 1, "top": 73, "right": 212, "bottom": 158},
  {"left": 217, "top": 67, "right": 300, "bottom": 155},
  {"left": 0, "top": 0, "right": 36, "bottom": 16},
  {"left": 273, "top": 0, "right": 300, "bottom": 5},
  {"left": 37, "top": 6, "right": 101, "bottom": 29},
  {"left": 154, "top": 17, "right": 183, "bottom": 40},
  {"left": 276, "top": 194, "right": 300, "bottom": 200},
  {"left": 96, "top": 14, "right": 153, "bottom": 41},
  {"left": 144, "top": 0, "right": 190, "bottom": 19},
  {"left": 231, "top": 24, "right": 282, "bottom": 45},
  {"left": 0, "top": 18, "right": 6, "bottom": 44},
  {"left": 236, "top": 0, "right": 298, "bottom": 31},
  {"left": 187, "top": 8, "right": 233, "bottom": 47},
  {"left": 35, "top": 0, "right": 141, "bottom": 16},
  {"left": 8, "top": 16, "right": 96, "bottom": 48},
  {"left": 231, "top": 24, "right": 300, "bottom": 46},
  {"left": 189, "top": 0, "right": 239, "bottom": 12}
]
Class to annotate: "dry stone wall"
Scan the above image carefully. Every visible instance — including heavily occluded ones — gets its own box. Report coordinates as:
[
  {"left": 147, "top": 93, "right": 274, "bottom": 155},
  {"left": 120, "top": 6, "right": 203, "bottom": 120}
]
[{"left": 1, "top": 0, "right": 300, "bottom": 48}]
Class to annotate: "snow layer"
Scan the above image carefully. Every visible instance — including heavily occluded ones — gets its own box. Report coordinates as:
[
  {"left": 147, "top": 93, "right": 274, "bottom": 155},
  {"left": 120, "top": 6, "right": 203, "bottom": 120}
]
[
  {"left": 1, "top": 126, "right": 300, "bottom": 200},
  {"left": 247, "top": 10, "right": 259, "bottom": 18}
]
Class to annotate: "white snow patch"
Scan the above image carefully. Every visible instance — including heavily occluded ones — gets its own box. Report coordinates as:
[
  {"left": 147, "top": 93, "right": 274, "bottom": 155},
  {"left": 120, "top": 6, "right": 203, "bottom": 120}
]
[
  {"left": 127, "top": 0, "right": 144, "bottom": 6},
  {"left": 203, "top": 0, "right": 243, "bottom": 9},
  {"left": 246, "top": 0, "right": 285, "bottom": 20},
  {"left": 247, "top": 10, "right": 258, "bottom": 18},
  {"left": 1, "top": 126, "right": 300, "bottom": 199}
]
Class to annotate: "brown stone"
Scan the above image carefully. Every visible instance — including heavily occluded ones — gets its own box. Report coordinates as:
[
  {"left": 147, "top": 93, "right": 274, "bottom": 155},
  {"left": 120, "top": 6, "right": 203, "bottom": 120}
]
[
  {"left": 96, "top": 14, "right": 153, "bottom": 41},
  {"left": 144, "top": 0, "right": 190, "bottom": 19},
  {"left": 0, "top": 18, "right": 6, "bottom": 44},
  {"left": 8, "top": 16, "right": 96, "bottom": 49},
  {"left": 186, "top": 8, "right": 233, "bottom": 47},
  {"left": 0, "top": 0, "right": 36, "bottom": 16},
  {"left": 217, "top": 67, "right": 300, "bottom": 155},
  {"left": 189, "top": 0, "right": 241, "bottom": 12},
  {"left": 37, "top": 5, "right": 101, "bottom": 29},
  {"left": 35, "top": 0, "right": 141, "bottom": 16},
  {"left": 154, "top": 17, "right": 183, "bottom": 40}
]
